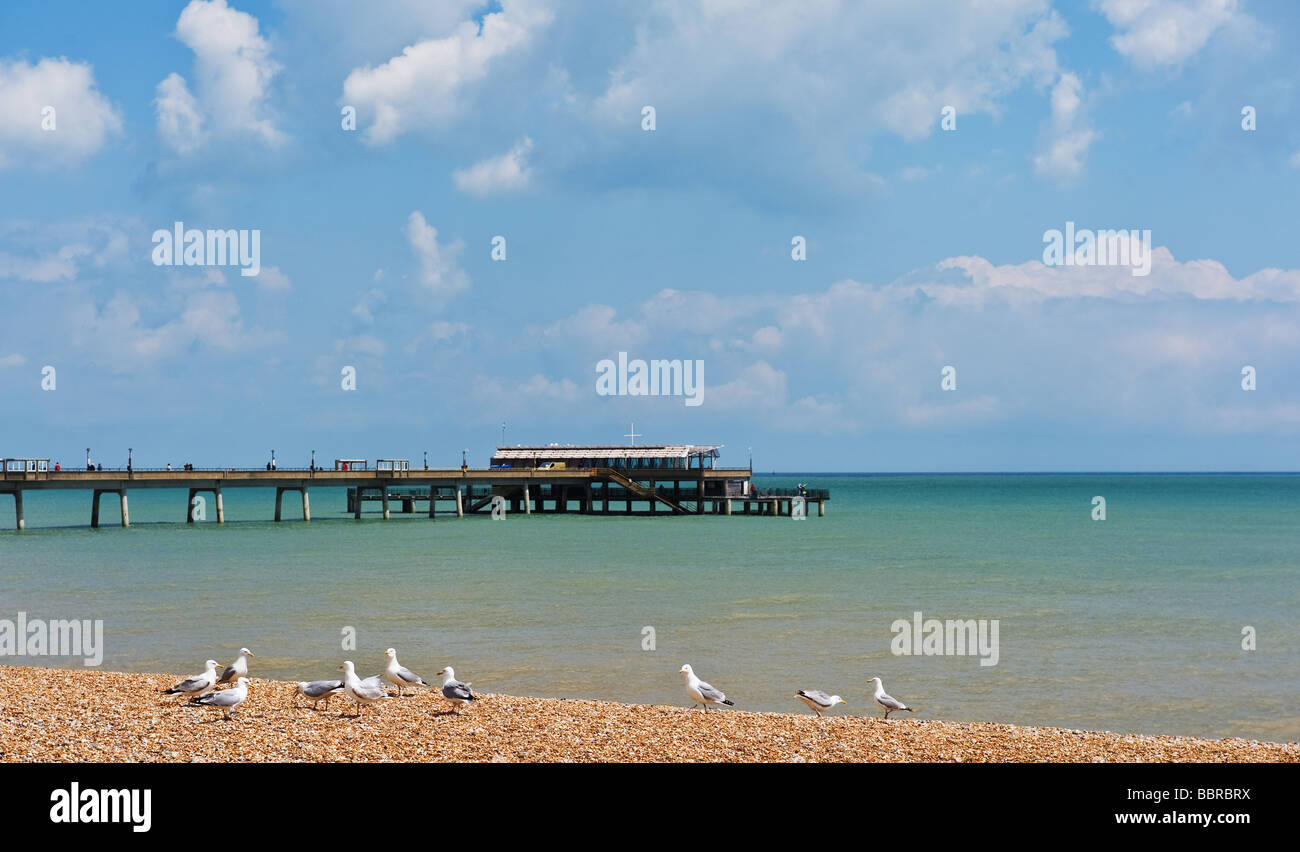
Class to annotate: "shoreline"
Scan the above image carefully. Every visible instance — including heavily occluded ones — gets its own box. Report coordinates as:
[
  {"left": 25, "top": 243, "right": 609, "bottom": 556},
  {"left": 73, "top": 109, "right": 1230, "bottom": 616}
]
[{"left": 1, "top": 665, "right": 1295, "bottom": 763}]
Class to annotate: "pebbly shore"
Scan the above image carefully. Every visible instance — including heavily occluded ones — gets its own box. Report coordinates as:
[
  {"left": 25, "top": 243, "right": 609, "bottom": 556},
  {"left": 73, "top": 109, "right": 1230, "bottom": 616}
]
[{"left": 1, "top": 666, "right": 1295, "bottom": 763}]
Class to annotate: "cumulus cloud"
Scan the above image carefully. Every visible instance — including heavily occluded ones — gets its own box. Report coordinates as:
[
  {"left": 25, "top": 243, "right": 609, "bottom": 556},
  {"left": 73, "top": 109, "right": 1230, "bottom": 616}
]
[
  {"left": 154, "top": 0, "right": 285, "bottom": 154},
  {"left": 403, "top": 211, "right": 469, "bottom": 306},
  {"left": 0, "top": 57, "right": 122, "bottom": 168},
  {"left": 452, "top": 137, "right": 534, "bottom": 196},
  {"left": 341, "top": 0, "right": 553, "bottom": 144},
  {"left": 1033, "top": 72, "right": 1097, "bottom": 183},
  {"left": 1094, "top": 0, "right": 1247, "bottom": 69}
]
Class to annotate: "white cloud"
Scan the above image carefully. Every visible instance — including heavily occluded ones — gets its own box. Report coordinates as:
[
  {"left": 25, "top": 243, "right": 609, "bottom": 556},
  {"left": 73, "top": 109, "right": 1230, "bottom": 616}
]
[
  {"left": 0, "top": 353, "right": 26, "bottom": 368},
  {"left": 154, "top": 73, "right": 206, "bottom": 154},
  {"left": 341, "top": 0, "right": 553, "bottom": 144},
  {"left": 403, "top": 211, "right": 468, "bottom": 306},
  {"left": 1094, "top": 0, "right": 1246, "bottom": 69},
  {"left": 452, "top": 137, "right": 534, "bottom": 196},
  {"left": 1033, "top": 72, "right": 1097, "bottom": 183},
  {"left": 155, "top": 0, "right": 285, "bottom": 154},
  {"left": 255, "top": 266, "right": 292, "bottom": 292},
  {"left": 0, "top": 57, "right": 122, "bottom": 168}
]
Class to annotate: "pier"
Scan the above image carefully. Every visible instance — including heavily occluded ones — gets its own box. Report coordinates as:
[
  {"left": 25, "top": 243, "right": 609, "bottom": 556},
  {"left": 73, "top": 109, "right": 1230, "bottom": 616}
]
[{"left": 0, "top": 446, "right": 827, "bottom": 529}]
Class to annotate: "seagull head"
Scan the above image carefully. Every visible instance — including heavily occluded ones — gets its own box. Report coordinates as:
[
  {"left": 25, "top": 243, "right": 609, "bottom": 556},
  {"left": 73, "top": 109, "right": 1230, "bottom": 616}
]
[
  {"left": 830, "top": 696, "right": 846, "bottom": 706},
  {"left": 239, "top": 648, "right": 253, "bottom": 658},
  {"left": 679, "top": 664, "right": 694, "bottom": 677},
  {"left": 339, "top": 661, "right": 356, "bottom": 675},
  {"left": 385, "top": 648, "right": 397, "bottom": 659},
  {"left": 437, "top": 666, "right": 455, "bottom": 681},
  {"left": 235, "top": 677, "right": 250, "bottom": 686},
  {"left": 204, "top": 659, "right": 220, "bottom": 670}
]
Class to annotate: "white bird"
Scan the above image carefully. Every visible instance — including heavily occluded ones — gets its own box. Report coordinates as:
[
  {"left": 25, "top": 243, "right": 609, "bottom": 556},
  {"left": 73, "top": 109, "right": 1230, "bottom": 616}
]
[
  {"left": 193, "top": 677, "right": 250, "bottom": 720},
  {"left": 163, "top": 659, "right": 220, "bottom": 701},
  {"left": 217, "top": 648, "right": 254, "bottom": 685},
  {"left": 796, "top": 689, "right": 846, "bottom": 717},
  {"left": 868, "top": 677, "right": 913, "bottom": 719},
  {"left": 679, "top": 664, "right": 734, "bottom": 712},
  {"left": 339, "top": 661, "right": 390, "bottom": 717},
  {"left": 436, "top": 666, "right": 477, "bottom": 712},
  {"left": 294, "top": 679, "right": 343, "bottom": 709},
  {"left": 383, "top": 648, "right": 428, "bottom": 697}
]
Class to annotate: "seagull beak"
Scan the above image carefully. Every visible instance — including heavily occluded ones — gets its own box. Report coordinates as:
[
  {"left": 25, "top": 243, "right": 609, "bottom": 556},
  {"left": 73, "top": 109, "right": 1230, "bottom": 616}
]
[{"left": 247, "top": 652, "right": 255, "bottom": 657}]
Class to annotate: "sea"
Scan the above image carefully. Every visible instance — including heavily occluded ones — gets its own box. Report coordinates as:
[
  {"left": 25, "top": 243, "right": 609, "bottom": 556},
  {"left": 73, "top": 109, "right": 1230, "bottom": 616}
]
[{"left": 1, "top": 473, "right": 1296, "bottom": 742}]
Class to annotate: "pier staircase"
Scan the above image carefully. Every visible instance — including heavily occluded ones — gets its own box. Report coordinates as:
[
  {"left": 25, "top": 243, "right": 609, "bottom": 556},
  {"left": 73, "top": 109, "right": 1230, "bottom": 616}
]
[{"left": 597, "top": 468, "right": 690, "bottom": 514}]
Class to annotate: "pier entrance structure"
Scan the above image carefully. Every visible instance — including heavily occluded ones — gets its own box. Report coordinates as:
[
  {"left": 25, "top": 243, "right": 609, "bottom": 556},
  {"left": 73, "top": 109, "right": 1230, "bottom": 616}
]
[{"left": 1, "top": 445, "right": 827, "bottom": 529}]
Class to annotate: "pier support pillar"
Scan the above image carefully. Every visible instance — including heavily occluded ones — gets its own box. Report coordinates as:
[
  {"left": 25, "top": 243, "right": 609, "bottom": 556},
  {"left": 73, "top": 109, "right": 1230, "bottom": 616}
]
[
  {"left": 302, "top": 488, "right": 311, "bottom": 522},
  {"left": 381, "top": 488, "right": 390, "bottom": 520},
  {"left": 274, "top": 488, "right": 284, "bottom": 522},
  {"left": 524, "top": 485, "right": 531, "bottom": 516},
  {"left": 818, "top": 501, "right": 825, "bottom": 517},
  {"left": 91, "top": 490, "right": 101, "bottom": 528},
  {"left": 120, "top": 491, "right": 130, "bottom": 527},
  {"left": 429, "top": 488, "right": 437, "bottom": 519},
  {"left": 12, "top": 491, "right": 23, "bottom": 531},
  {"left": 353, "top": 489, "right": 362, "bottom": 520},
  {"left": 215, "top": 488, "right": 225, "bottom": 523},
  {"left": 187, "top": 488, "right": 196, "bottom": 523},
  {"left": 455, "top": 488, "right": 464, "bottom": 518},
  {"left": 724, "top": 498, "right": 732, "bottom": 516}
]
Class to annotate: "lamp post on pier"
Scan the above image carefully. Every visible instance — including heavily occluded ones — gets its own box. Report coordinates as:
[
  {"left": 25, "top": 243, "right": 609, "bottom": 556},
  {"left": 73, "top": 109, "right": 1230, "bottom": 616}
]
[
  {"left": 127, "top": 447, "right": 133, "bottom": 474},
  {"left": 311, "top": 449, "right": 316, "bottom": 474}
]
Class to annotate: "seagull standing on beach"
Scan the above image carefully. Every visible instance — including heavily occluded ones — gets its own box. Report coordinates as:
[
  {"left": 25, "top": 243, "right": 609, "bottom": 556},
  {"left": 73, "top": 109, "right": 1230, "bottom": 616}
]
[
  {"left": 796, "top": 690, "right": 846, "bottom": 717},
  {"left": 217, "top": 648, "right": 254, "bottom": 685},
  {"left": 868, "top": 677, "right": 913, "bottom": 719},
  {"left": 163, "top": 659, "right": 220, "bottom": 701},
  {"left": 193, "top": 677, "right": 250, "bottom": 720},
  {"left": 339, "top": 661, "right": 390, "bottom": 717},
  {"left": 383, "top": 648, "right": 428, "bottom": 697},
  {"left": 436, "top": 666, "right": 477, "bottom": 712},
  {"left": 679, "top": 664, "right": 734, "bottom": 712},
  {"left": 294, "top": 680, "right": 343, "bottom": 710}
]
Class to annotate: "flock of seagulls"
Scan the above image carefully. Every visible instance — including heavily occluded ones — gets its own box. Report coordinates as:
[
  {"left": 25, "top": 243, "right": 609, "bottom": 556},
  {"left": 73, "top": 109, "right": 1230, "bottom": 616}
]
[
  {"left": 164, "top": 649, "right": 914, "bottom": 723},
  {"left": 678, "top": 664, "right": 913, "bottom": 719},
  {"left": 162, "top": 647, "right": 479, "bottom": 720}
]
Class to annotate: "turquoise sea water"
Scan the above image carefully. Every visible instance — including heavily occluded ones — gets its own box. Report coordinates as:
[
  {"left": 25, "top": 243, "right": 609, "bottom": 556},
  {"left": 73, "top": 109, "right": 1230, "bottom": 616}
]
[{"left": 1, "top": 473, "right": 1296, "bottom": 742}]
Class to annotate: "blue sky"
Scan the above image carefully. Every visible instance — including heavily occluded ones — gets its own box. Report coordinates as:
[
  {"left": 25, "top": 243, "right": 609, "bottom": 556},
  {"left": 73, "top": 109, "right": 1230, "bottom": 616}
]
[{"left": 1, "top": 0, "right": 1298, "bottom": 471}]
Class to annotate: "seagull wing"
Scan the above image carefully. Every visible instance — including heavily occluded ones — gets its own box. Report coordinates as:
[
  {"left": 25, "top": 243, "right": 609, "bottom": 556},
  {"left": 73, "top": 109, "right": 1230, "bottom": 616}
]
[
  {"left": 197, "top": 689, "right": 242, "bottom": 708},
  {"left": 443, "top": 681, "right": 475, "bottom": 701},
  {"left": 877, "top": 693, "right": 908, "bottom": 711},
  {"left": 217, "top": 664, "right": 238, "bottom": 684},
  {"left": 799, "top": 690, "right": 834, "bottom": 708},
  {"left": 351, "top": 680, "right": 388, "bottom": 701},
  {"left": 303, "top": 680, "right": 343, "bottom": 697},
  {"left": 396, "top": 666, "right": 425, "bottom": 685},
  {"left": 169, "top": 674, "right": 207, "bottom": 693},
  {"left": 697, "top": 680, "right": 727, "bottom": 703}
]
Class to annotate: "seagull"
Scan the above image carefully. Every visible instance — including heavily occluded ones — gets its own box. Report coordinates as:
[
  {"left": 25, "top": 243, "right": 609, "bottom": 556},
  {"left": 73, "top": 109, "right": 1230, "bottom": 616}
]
[
  {"left": 436, "top": 666, "right": 477, "bottom": 712},
  {"left": 193, "top": 677, "right": 249, "bottom": 720},
  {"left": 383, "top": 648, "right": 428, "bottom": 697},
  {"left": 796, "top": 689, "right": 846, "bottom": 717},
  {"left": 868, "top": 677, "right": 913, "bottom": 719},
  {"left": 217, "top": 648, "right": 254, "bottom": 685},
  {"left": 339, "top": 661, "right": 390, "bottom": 718},
  {"left": 294, "top": 679, "right": 343, "bottom": 710},
  {"left": 679, "top": 664, "right": 734, "bottom": 712},
  {"left": 162, "top": 659, "right": 220, "bottom": 701}
]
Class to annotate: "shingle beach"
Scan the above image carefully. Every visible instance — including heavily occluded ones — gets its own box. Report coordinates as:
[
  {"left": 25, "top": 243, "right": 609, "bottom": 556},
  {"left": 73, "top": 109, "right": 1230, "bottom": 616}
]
[{"left": 1, "top": 666, "right": 1294, "bottom": 763}]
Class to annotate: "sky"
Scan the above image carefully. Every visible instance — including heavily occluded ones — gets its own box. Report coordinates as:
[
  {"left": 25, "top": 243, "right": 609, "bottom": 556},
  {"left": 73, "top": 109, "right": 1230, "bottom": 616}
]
[{"left": 1, "top": 0, "right": 1298, "bottom": 471}]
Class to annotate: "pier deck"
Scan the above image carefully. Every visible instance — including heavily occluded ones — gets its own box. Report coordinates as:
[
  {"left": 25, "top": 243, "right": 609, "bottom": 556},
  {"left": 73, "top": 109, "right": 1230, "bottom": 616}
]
[{"left": 0, "top": 466, "right": 827, "bottom": 529}]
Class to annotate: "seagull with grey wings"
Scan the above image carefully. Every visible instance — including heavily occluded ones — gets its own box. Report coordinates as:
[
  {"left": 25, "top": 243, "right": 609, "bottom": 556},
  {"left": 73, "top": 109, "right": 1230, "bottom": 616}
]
[
  {"left": 294, "top": 679, "right": 343, "bottom": 710},
  {"left": 868, "top": 677, "right": 914, "bottom": 719},
  {"left": 193, "top": 677, "right": 250, "bottom": 720},
  {"left": 217, "top": 647, "right": 254, "bottom": 685},
  {"left": 162, "top": 659, "right": 220, "bottom": 702},
  {"left": 339, "top": 660, "right": 390, "bottom": 718},
  {"left": 383, "top": 648, "right": 428, "bottom": 697},
  {"left": 796, "top": 689, "right": 846, "bottom": 717},
  {"left": 437, "top": 666, "right": 478, "bottom": 712},
  {"left": 679, "top": 664, "right": 734, "bottom": 712}
]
